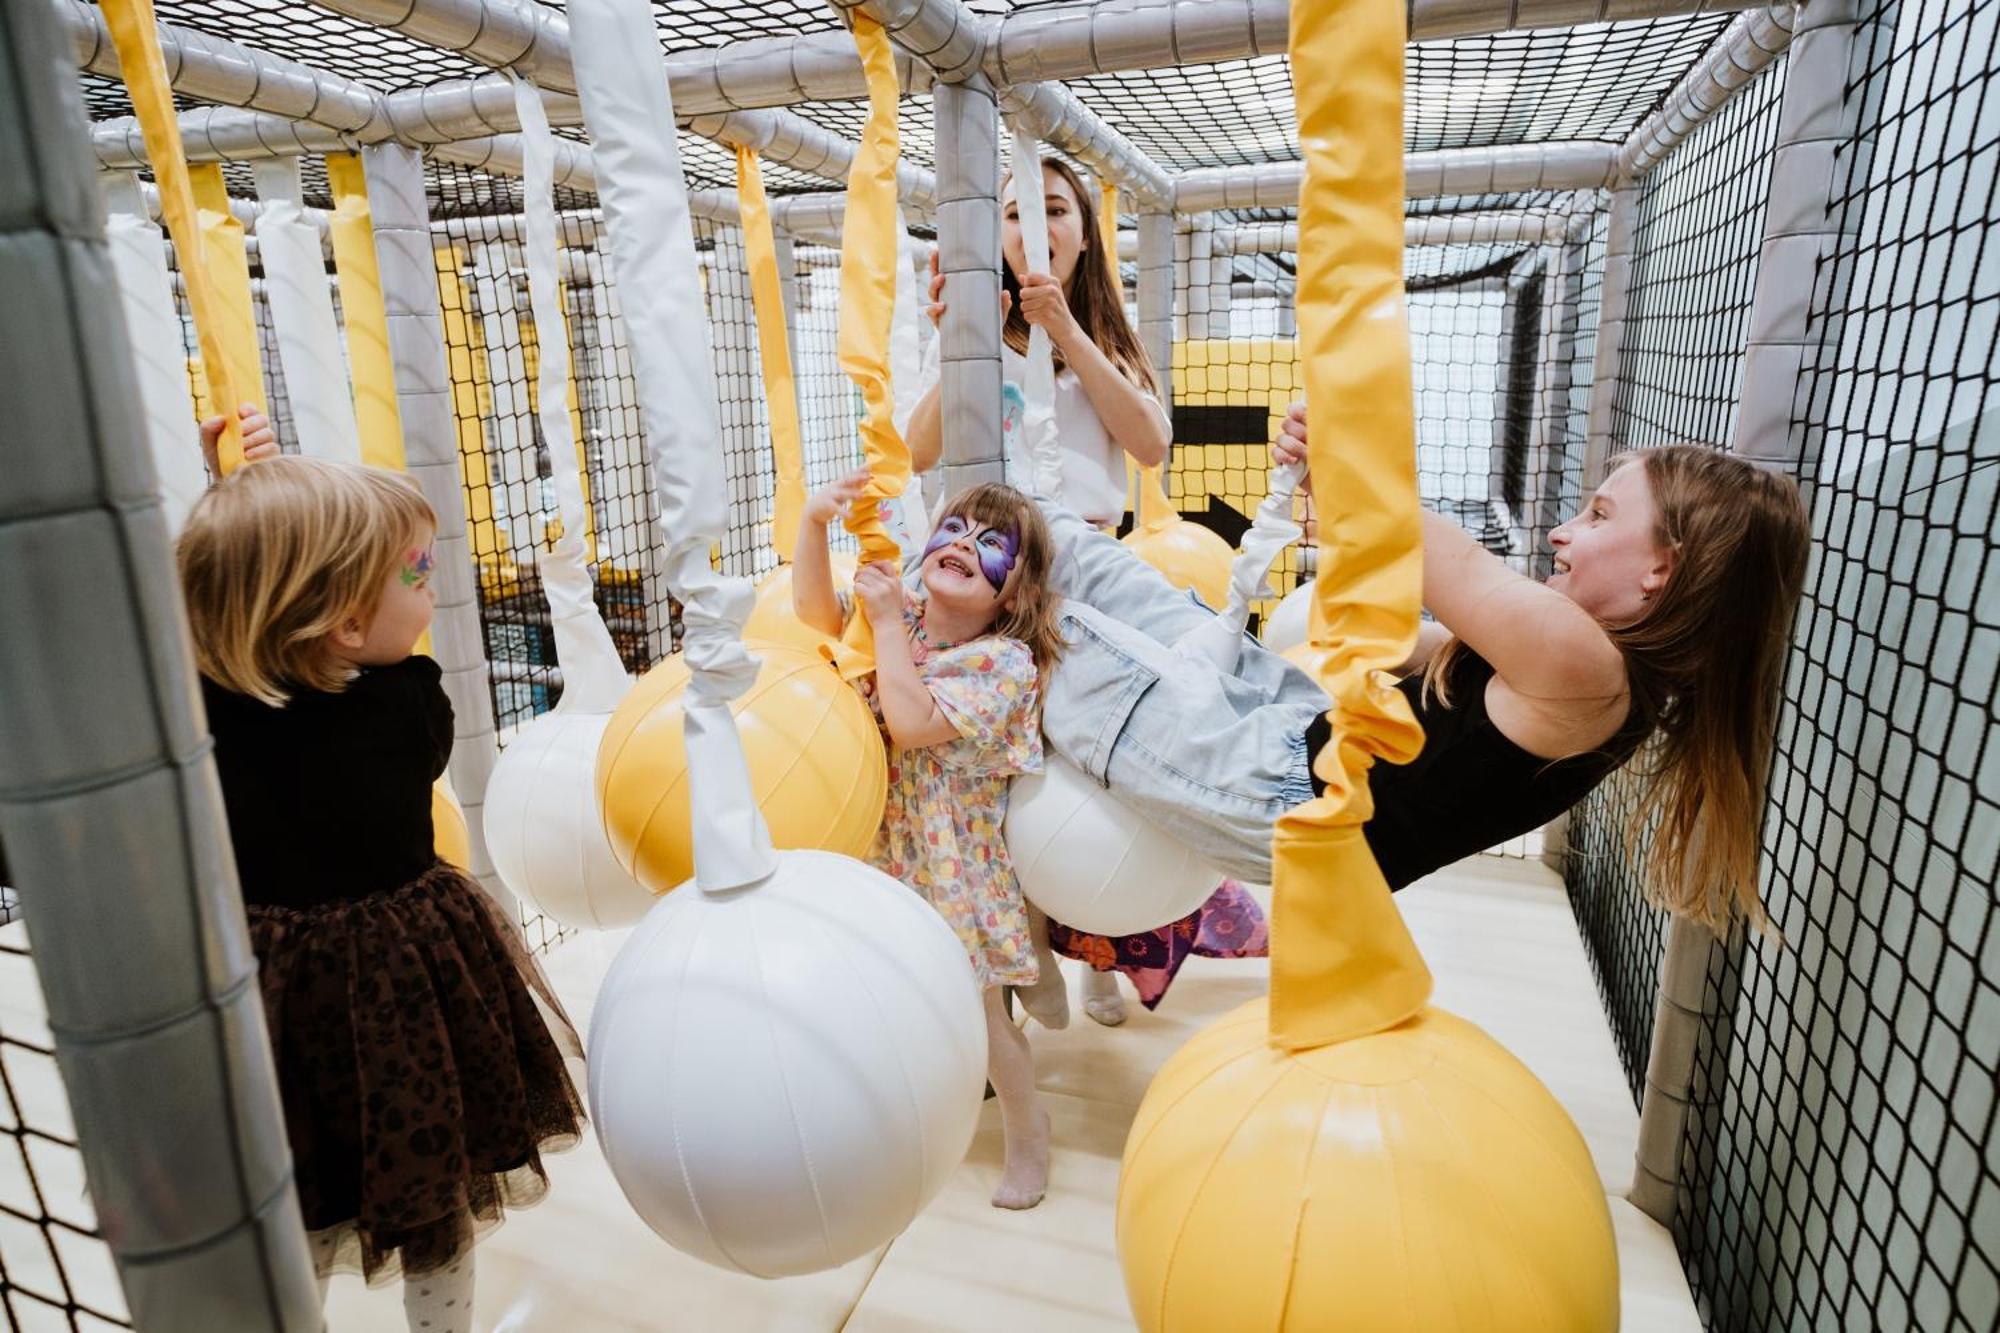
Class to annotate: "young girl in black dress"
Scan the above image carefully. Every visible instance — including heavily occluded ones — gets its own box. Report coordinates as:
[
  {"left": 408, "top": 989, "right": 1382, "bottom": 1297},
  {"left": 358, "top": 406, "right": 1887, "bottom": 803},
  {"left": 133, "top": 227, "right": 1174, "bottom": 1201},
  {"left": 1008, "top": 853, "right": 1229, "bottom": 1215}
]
[{"left": 178, "top": 437, "right": 584, "bottom": 1333}]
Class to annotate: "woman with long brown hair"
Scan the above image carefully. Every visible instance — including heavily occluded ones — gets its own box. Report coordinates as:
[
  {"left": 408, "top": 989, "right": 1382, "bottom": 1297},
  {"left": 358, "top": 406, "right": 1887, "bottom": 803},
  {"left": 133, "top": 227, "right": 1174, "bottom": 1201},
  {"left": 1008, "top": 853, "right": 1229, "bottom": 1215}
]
[
  {"left": 1035, "top": 409, "right": 1811, "bottom": 934},
  {"left": 906, "top": 155, "right": 1170, "bottom": 526}
]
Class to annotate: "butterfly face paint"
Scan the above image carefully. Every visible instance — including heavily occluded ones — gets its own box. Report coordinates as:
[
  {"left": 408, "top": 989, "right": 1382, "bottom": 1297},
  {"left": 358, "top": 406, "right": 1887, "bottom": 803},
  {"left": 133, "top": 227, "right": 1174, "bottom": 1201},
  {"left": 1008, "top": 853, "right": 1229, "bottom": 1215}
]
[{"left": 923, "top": 514, "right": 1020, "bottom": 592}]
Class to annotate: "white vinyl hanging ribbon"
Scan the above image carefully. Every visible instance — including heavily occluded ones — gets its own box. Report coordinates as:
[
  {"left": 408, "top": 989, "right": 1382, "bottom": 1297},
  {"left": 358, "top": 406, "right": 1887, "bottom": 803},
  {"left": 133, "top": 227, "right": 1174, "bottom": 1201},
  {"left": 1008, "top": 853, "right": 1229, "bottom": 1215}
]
[
  {"left": 101, "top": 193, "right": 208, "bottom": 533},
  {"left": 889, "top": 209, "right": 931, "bottom": 544},
  {"left": 256, "top": 187, "right": 362, "bottom": 464},
  {"left": 1174, "top": 459, "right": 1308, "bottom": 668},
  {"left": 1006, "top": 123, "right": 1064, "bottom": 505},
  {"left": 514, "top": 74, "right": 633, "bottom": 714},
  {"left": 570, "top": 0, "right": 774, "bottom": 892}
]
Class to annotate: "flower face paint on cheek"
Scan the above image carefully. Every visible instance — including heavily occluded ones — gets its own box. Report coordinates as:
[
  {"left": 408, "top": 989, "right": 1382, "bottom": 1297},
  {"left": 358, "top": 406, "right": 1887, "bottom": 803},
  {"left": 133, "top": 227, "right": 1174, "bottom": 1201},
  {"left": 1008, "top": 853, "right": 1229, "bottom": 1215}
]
[{"left": 399, "top": 546, "right": 435, "bottom": 588}]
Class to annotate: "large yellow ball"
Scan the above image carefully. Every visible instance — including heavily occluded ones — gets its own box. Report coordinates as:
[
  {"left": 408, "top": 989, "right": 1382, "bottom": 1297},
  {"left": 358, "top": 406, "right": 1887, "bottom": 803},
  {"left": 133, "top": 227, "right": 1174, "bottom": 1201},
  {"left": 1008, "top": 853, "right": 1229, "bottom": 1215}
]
[
  {"left": 432, "top": 781, "right": 472, "bottom": 870},
  {"left": 745, "top": 555, "right": 859, "bottom": 652},
  {"left": 1123, "top": 519, "right": 1234, "bottom": 611},
  {"left": 595, "top": 641, "right": 888, "bottom": 893},
  {"left": 1118, "top": 1001, "right": 1619, "bottom": 1332}
]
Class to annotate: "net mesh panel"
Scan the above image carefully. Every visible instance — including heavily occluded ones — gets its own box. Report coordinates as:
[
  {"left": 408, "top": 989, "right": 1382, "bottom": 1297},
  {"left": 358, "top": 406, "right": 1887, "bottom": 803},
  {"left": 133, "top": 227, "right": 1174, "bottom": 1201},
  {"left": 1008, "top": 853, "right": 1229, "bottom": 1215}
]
[
  {"left": 1054, "top": 17, "right": 1735, "bottom": 172},
  {"left": 0, "top": 920, "right": 130, "bottom": 1330},
  {"left": 1668, "top": 6, "right": 2000, "bottom": 1330},
  {"left": 1561, "top": 49, "right": 1791, "bottom": 1110}
]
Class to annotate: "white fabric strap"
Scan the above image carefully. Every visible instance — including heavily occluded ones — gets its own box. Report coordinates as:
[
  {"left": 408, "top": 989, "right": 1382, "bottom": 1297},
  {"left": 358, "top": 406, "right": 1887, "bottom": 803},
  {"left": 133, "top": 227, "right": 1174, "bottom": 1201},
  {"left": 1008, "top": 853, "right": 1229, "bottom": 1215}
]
[
  {"left": 102, "top": 205, "right": 208, "bottom": 534},
  {"left": 1005, "top": 123, "right": 1063, "bottom": 506},
  {"left": 889, "top": 212, "right": 931, "bottom": 544},
  {"left": 513, "top": 74, "right": 633, "bottom": 713},
  {"left": 257, "top": 198, "right": 361, "bottom": 465},
  {"left": 570, "top": 0, "right": 774, "bottom": 891}
]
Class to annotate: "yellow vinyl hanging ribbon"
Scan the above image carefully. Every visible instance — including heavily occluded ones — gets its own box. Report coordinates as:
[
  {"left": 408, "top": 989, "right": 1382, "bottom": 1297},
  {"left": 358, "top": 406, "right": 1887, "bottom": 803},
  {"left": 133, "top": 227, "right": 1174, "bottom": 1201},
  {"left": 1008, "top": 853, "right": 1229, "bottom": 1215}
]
[
  {"left": 326, "top": 152, "right": 410, "bottom": 474},
  {"left": 1268, "top": 0, "right": 1432, "bottom": 1051},
  {"left": 187, "top": 165, "right": 268, "bottom": 435},
  {"left": 99, "top": 0, "right": 246, "bottom": 473},
  {"left": 1099, "top": 180, "right": 1121, "bottom": 288},
  {"left": 826, "top": 11, "right": 909, "bottom": 680},
  {"left": 736, "top": 146, "right": 807, "bottom": 563}
]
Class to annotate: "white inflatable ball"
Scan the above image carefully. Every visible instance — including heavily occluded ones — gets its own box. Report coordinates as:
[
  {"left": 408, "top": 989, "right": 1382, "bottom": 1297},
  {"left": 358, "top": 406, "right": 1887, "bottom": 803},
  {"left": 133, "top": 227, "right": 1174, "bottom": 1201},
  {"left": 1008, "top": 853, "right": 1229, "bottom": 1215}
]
[
  {"left": 1262, "top": 581, "right": 1313, "bottom": 655},
  {"left": 485, "top": 709, "right": 656, "bottom": 930},
  {"left": 588, "top": 849, "right": 987, "bottom": 1277},
  {"left": 1005, "top": 755, "right": 1222, "bottom": 938}
]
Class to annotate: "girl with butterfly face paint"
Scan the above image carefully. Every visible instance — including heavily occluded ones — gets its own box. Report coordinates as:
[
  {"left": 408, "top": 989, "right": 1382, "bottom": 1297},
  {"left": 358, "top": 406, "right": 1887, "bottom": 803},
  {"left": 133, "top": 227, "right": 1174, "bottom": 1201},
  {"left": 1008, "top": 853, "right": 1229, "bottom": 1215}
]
[{"left": 794, "top": 479, "right": 1068, "bottom": 1209}]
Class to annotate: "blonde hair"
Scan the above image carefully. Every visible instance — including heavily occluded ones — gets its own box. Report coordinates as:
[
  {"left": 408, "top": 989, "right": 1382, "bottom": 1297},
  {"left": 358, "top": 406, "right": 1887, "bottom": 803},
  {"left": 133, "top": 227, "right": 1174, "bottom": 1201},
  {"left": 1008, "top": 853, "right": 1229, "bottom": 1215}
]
[
  {"left": 177, "top": 456, "right": 436, "bottom": 705},
  {"left": 1424, "top": 445, "right": 1809, "bottom": 935},
  {"left": 933, "top": 483, "right": 1065, "bottom": 683}
]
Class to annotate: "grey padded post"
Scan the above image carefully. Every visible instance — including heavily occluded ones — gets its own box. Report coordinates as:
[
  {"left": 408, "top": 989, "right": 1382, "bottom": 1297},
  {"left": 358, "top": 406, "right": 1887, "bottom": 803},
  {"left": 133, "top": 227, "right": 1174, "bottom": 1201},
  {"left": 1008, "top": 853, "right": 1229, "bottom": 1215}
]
[
  {"left": 1137, "top": 210, "right": 1175, "bottom": 413},
  {"left": 360, "top": 142, "right": 511, "bottom": 909},
  {"left": 0, "top": 0, "right": 320, "bottom": 1326},
  {"left": 1580, "top": 180, "right": 1639, "bottom": 488},
  {"left": 933, "top": 76, "right": 1006, "bottom": 498}
]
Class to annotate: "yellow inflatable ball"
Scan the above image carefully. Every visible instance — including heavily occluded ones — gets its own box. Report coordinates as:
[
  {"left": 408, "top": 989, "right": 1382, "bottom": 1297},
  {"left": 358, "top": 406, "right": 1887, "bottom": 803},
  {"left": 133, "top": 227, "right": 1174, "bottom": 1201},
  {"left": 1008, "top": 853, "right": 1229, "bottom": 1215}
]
[
  {"left": 745, "top": 554, "right": 860, "bottom": 651},
  {"left": 596, "top": 641, "right": 888, "bottom": 893},
  {"left": 1118, "top": 1000, "right": 1619, "bottom": 1332},
  {"left": 1123, "top": 518, "right": 1234, "bottom": 612},
  {"left": 432, "top": 781, "right": 472, "bottom": 870}
]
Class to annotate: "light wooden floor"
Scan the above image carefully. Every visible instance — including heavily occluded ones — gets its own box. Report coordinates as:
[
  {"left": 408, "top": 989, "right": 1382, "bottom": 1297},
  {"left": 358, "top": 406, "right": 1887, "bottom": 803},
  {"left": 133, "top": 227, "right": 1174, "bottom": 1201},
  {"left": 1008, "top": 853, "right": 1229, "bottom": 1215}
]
[{"left": 319, "top": 854, "right": 1702, "bottom": 1332}]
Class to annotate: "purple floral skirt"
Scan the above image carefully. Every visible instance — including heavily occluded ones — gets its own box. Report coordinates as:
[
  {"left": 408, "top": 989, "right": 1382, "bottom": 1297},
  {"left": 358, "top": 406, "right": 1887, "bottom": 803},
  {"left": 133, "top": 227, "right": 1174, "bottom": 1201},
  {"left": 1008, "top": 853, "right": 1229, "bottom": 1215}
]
[{"left": 1046, "top": 879, "right": 1269, "bottom": 1010}]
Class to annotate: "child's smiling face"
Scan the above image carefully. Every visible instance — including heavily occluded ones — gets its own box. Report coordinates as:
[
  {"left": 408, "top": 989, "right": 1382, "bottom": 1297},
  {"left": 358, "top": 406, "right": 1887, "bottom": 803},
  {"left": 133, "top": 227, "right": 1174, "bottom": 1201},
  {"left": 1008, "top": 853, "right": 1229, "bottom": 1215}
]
[{"left": 920, "top": 513, "right": 1018, "bottom": 615}]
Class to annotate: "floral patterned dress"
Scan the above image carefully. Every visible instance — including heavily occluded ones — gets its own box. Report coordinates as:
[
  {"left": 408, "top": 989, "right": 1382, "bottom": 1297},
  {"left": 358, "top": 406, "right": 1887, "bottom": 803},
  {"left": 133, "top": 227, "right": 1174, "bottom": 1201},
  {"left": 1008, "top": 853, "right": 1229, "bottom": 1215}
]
[{"left": 858, "top": 597, "right": 1044, "bottom": 988}]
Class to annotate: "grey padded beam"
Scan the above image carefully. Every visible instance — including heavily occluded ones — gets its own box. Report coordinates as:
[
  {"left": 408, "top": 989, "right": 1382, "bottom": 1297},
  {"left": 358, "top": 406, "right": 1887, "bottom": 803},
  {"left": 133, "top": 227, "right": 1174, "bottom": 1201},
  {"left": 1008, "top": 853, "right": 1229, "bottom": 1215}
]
[
  {"left": 0, "top": 0, "right": 321, "bottom": 1326},
  {"left": 1617, "top": 2, "right": 1796, "bottom": 180},
  {"left": 829, "top": 0, "right": 987, "bottom": 84},
  {"left": 1175, "top": 142, "right": 1621, "bottom": 211},
  {"left": 1207, "top": 207, "right": 1597, "bottom": 254},
  {"left": 932, "top": 77, "right": 1006, "bottom": 496},
  {"left": 997, "top": 80, "right": 1174, "bottom": 210},
  {"left": 359, "top": 143, "right": 509, "bottom": 907}
]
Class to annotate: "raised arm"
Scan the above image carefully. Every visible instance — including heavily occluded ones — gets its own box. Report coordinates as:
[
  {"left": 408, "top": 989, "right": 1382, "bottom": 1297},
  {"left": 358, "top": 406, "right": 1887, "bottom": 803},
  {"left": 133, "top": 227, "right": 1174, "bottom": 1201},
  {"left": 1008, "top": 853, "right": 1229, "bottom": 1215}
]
[
  {"left": 792, "top": 470, "right": 868, "bottom": 637},
  {"left": 1020, "top": 271, "right": 1170, "bottom": 468}
]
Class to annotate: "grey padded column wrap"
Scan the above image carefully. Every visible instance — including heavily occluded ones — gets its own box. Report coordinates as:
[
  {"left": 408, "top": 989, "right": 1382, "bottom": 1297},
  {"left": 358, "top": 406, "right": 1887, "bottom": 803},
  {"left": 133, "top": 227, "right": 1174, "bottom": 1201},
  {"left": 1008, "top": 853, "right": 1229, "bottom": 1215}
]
[
  {"left": 1733, "top": 0, "right": 1877, "bottom": 473},
  {"left": 1136, "top": 209, "right": 1174, "bottom": 413},
  {"left": 933, "top": 77, "right": 1005, "bottom": 497},
  {"left": 360, "top": 142, "right": 509, "bottom": 907},
  {"left": 1581, "top": 180, "right": 1638, "bottom": 488},
  {"left": 0, "top": 0, "right": 320, "bottom": 1326}
]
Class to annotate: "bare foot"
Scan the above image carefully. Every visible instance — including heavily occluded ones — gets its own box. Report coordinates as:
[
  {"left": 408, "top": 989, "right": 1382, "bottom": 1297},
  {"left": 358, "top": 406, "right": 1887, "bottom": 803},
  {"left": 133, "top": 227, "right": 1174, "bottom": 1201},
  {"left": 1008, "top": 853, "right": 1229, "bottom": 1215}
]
[
  {"left": 991, "top": 1107, "right": 1052, "bottom": 1209},
  {"left": 1082, "top": 968, "right": 1126, "bottom": 1027}
]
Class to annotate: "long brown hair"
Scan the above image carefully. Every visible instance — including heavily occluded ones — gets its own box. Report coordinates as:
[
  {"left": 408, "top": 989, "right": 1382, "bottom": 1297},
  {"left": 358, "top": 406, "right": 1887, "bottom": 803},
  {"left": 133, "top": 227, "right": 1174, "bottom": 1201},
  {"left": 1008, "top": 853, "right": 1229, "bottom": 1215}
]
[
  {"left": 1001, "top": 156, "right": 1159, "bottom": 396},
  {"left": 178, "top": 456, "right": 436, "bottom": 705},
  {"left": 932, "top": 483, "right": 1065, "bottom": 685},
  {"left": 1425, "top": 445, "right": 1809, "bottom": 934}
]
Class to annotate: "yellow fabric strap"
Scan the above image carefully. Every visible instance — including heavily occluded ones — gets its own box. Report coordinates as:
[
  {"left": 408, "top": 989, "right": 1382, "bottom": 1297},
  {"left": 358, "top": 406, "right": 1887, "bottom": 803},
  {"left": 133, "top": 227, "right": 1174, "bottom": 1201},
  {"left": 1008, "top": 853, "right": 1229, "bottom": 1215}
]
[
  {"left": 99, "top": 0, "right": 244, "bottom": 472},
  {"left": 1268, "top": 0, "right": 1432, "bottom": 1052},
  {"left": 326, "top": 153, "right": 409, "bottom": 473},
  {"left": 737, "top": 146, "right": 807, "bottom": 563},
  {"left": 1134, "top": 461, "right": 1176, "bottom": 530},
  {"left": 187, "top": 166, "right": 268, "bottom": 436},
  {"left": 435, "top": 246, "right": 505, "bottom": 574},
  {"left": 826, "top": 12, "right": 909, "bottom": 680}
]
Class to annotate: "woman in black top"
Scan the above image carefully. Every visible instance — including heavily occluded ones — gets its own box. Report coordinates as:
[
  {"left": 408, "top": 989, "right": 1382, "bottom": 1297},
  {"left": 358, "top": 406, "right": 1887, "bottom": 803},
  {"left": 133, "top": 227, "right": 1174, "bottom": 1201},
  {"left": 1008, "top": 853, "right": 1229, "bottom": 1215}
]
[
  {"left": 1038, "top": 406, "right": 1809, "bottom": 934},
  {"left": 180, "top": 424, "right": 583, "bottom": 1332}
]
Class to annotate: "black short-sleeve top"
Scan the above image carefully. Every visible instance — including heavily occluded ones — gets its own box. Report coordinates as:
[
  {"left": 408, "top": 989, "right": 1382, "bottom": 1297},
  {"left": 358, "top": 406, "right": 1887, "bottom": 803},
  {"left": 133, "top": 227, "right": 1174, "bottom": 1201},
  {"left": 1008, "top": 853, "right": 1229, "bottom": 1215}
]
[{"left": 201, "top": 656, "right": 454, "bottom": 910}]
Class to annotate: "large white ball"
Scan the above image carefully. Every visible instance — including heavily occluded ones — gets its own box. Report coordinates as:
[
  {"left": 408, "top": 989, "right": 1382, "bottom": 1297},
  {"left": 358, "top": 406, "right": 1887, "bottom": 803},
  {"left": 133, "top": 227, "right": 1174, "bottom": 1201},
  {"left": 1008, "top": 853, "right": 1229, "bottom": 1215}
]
[
  {"left": 1005, "top": 756, "right": 1221, "bottom": 937},
  {"left": 587, "top": 849, "right": 987, "bottom": 1277},
  {"left": 1262, "top": 581, "right": 1313, "bottom": 654},
  {"left": 485, "top": 709, "right": 656, "bottom": 930}
]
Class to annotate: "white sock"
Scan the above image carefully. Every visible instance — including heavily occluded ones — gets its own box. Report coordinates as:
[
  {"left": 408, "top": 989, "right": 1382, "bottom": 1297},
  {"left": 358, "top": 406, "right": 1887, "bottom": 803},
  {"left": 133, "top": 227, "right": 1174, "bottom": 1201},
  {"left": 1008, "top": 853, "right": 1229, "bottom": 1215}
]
[{"left": 403, "top": 1252, "right": 474, "bottom": 1333}]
